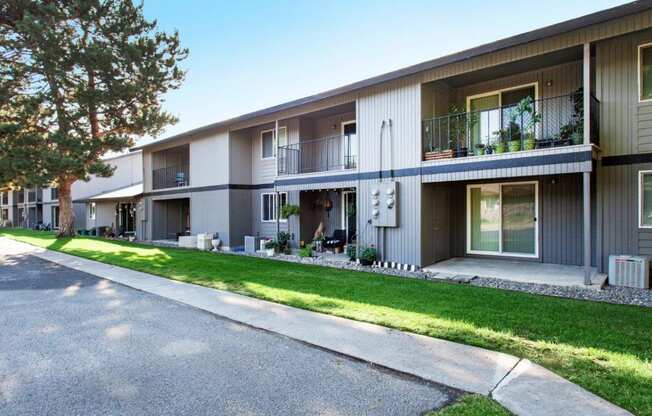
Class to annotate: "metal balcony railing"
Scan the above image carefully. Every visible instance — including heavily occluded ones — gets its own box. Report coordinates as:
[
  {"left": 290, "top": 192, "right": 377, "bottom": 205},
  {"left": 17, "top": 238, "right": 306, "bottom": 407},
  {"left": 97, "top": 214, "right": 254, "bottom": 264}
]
[
  {"left": 278, "top": 134, "right": 357, "bottom": 175},
  {"left": 422, "top": 92, "right": 599, "bottom": 160},
  {"left": 153, "top": 164, "right": 190, "bottom": 190}
]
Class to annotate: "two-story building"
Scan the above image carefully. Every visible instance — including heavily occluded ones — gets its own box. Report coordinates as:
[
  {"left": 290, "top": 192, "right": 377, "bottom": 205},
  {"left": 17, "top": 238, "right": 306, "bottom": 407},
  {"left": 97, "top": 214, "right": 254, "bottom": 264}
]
[{"left": 134, "top": 2, "right": 652, "bottom": 284}]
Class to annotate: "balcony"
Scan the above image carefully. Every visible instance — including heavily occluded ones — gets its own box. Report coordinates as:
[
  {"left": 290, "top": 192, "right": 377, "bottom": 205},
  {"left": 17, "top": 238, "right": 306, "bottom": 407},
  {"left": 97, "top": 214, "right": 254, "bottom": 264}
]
[
  {"left": 153, "top": 164, "right": 190, "bottom": 190},
  {"left": 422, "top": 92, "right": 599, "bottom": 161},
  {"left": 278, "top": 134, "right": 357, "bottom": 175}
]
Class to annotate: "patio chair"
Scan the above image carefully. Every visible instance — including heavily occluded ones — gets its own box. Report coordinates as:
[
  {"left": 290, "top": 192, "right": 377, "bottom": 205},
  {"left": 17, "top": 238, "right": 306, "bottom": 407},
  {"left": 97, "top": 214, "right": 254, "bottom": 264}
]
[{"left": 323, "top": 229, "right": 346, "bottom": 251}]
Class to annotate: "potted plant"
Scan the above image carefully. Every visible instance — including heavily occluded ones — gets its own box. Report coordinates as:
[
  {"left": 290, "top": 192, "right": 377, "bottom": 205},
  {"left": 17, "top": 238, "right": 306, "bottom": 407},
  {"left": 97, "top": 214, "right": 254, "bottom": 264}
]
[
  {"left": 570, "top": 130, "right": 583, "bottom": 145},
  {"left": 485, "top": 144, "right": 494, "bottom": 155},
  {"left": 359, "top": 247, "right": 377, "bottom": 266},
  {"left": 473, "top": 143, "right": 485, "bottom": 156},
  {"left": 263, "top": 240, "right": 277, "bottom": 257},
  {"left": 346, "top": 244, "right": 357, "bottom": 261},
  {"left": 507, "top": 140, "right": 520, "bottom": 152},
  {"left": 494, "top": 140, "right": 506, "bottom": 154},
  {"left": 512, "top": 96, "right": 542, "bottom": 151},
  {"left": 523, "top": 133, "right": 536, "bottom": 150}
]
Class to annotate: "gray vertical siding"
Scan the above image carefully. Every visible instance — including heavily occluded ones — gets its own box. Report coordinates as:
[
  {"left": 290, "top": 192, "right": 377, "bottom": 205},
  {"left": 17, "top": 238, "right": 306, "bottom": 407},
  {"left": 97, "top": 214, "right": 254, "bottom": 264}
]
[
  {"left": 228, "top": 189, "right": 253, "bottom": 248},
  {"left": 595, "top": 29, "right": 652, "bottom": 270},
  {"left": 358, "top": 176, "right": 422, "bottom": 266}
]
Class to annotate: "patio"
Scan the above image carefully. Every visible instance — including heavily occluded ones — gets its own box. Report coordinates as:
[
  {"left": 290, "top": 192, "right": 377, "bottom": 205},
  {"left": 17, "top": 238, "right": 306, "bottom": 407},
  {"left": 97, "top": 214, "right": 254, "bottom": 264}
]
[{"left": 423, "top": 257, "right": 607, "bottom": 289}]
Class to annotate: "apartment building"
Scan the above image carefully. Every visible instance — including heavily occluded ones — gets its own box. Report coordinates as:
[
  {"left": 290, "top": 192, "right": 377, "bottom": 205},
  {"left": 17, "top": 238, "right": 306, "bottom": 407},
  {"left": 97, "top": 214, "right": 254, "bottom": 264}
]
[
  {"left": 134, "top": 2, "right": 652, "bottom": 281},
  {"left": 1, "top": 151, "right": 142, "bottom": 235}
]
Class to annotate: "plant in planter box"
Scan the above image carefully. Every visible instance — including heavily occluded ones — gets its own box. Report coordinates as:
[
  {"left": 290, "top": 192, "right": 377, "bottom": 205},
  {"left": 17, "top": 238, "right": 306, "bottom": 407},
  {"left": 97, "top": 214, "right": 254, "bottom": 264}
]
[
  {"left": 570, "top": 130, "right": 583, "bottom": 145},
  {"left": 473, "top": 143, "right": 485, "bottom": 156},
  {"left": 359, "top": 247, "right": 378, "bottom": 266}
]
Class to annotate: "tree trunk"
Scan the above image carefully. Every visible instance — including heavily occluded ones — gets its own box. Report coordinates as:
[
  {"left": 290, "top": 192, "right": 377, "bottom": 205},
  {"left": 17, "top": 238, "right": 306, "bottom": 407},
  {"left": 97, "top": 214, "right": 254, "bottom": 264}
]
[{"left": 57, "top": 178, "right": 76, "bottom": 238}]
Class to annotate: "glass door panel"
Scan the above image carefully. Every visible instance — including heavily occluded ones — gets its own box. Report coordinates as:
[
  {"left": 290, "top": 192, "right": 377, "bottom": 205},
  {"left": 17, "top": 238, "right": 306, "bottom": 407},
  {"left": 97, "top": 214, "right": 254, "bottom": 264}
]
[
  {"left": 469, "top": 184, "right": 500, "bottom": 252},
  {"left": 469, "top": 94, "right": 500, "bottom": 148},
  {"left": 501, "top": 184, "right": 536, "bottom": 254}
]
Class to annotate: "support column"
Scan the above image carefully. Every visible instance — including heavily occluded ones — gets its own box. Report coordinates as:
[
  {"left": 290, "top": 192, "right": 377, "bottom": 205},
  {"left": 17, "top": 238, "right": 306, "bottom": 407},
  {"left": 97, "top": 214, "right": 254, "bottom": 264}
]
[
  {"left": 583, "top": 171, "right": 592, "bottom": 285},
  {"left": 583, "top": 43, "right": 591, "bottom": 145}
]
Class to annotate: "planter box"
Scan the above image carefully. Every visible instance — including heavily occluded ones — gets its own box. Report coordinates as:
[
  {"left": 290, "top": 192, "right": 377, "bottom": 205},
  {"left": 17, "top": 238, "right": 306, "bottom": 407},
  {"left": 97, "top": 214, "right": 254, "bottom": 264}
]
[{"left": 424, "top": 149, "right": 454, "bottom": 161}]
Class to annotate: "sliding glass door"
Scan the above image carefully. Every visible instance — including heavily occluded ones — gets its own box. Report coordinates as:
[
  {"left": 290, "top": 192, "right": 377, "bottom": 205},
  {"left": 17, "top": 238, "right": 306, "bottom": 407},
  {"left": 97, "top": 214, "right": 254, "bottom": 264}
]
[{"left": 467, "top": 182, "right": 538, "bottom": 257}]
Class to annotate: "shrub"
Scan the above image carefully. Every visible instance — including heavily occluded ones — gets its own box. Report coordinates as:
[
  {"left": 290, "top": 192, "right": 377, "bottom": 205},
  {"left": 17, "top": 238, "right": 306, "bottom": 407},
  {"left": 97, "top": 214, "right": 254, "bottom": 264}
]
[
  {"left": 299, "top": 244, "right": 313, "bottom": 258},
  {"left": 360, "top": 247, "right": 377, "bottom": 265},
  {"left": 277, "top": 231, "right": 292, "bottom": 254}
]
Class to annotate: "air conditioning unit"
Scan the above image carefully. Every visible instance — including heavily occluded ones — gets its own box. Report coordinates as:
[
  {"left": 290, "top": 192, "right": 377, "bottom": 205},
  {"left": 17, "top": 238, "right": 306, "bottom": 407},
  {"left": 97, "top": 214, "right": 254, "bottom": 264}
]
[
  {"left": 608, "top": 255, "right": 650, "bottom": 289},
  {"left": 244, "top": 236, "right": 260, "bottom": 254}
]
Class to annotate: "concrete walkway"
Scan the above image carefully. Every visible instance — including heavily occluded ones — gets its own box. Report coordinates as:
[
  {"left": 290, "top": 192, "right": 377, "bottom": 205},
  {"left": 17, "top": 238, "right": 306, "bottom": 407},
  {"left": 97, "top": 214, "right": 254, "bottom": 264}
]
[{"left": 1, "top": 238, "right": 632, "bottom": 416}]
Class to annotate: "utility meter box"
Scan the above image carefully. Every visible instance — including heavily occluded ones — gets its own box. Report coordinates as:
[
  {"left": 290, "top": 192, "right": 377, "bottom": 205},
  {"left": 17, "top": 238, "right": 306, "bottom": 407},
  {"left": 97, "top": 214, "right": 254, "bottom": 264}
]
[{"left": 371, "top": 181, "right": 398, "bottom": 227}]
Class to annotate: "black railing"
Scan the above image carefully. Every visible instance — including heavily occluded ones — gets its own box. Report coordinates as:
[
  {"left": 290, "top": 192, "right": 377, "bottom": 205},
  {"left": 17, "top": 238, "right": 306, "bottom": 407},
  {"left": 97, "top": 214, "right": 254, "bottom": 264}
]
[
  {"left": 153, "top": 164, "right": 190, "bottom": 190},
  {"left": 422, "top": 92, "right": 599, "bottom": 160},
  {"left": 278, "top": 134, "right": 357, "bottom": 175}
]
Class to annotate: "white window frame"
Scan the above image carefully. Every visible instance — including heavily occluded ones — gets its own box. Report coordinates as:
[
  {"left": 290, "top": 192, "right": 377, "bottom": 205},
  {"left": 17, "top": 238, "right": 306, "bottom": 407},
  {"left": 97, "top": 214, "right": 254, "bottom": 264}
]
[
  {"left": 89, "top": 202, "right": 96, "bottom": 220},
  {"left": 638, "top": 170, "right": 652, "bottom": 228},
  {"left": 638, "top": 43, "right": 652, "bottom": 103},
  {"left": 466, "top": 180, "right": 539, "bottom": 258},
  {"left": 261, "top": 192, "right": 288, "bottom": 223},
  {"left": 261, "top": 126, "right": 287, "bottom": 160}
]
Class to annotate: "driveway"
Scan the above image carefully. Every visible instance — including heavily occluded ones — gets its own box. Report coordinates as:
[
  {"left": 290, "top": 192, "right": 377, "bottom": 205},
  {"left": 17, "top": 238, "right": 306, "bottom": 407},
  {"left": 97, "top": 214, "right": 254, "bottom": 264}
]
[{"left": 0, "top": 250, "right": 456, "bottom": 415}]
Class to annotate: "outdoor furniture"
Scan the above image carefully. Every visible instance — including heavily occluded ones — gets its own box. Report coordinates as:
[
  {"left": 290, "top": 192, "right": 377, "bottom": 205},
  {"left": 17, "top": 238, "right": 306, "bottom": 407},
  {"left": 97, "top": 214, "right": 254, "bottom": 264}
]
[{"left": 323, "top": 229, "right": 346, "bottom": 251}]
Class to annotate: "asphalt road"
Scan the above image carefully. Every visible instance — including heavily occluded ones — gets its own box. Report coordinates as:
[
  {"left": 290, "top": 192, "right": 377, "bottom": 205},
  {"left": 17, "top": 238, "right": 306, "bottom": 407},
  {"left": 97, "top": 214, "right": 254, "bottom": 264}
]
[{"left": 0, "top": 250, "right": 456, "bottom": 415}]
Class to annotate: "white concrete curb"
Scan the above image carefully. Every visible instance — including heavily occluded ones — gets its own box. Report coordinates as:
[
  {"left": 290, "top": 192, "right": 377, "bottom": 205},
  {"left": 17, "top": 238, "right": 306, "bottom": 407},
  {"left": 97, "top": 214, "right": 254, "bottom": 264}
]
[{"left": 0, "top": 237, "right": 633, "bottom": 416}]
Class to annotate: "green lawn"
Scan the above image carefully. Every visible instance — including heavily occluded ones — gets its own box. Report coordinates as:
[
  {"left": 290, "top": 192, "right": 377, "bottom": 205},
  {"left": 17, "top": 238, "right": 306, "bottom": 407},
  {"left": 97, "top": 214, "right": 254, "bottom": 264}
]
[
  {"left": 428, "top": 395, "right": 512, "bottom": 416},
  {"left": 2, "top": 229, "right": 651, "bottom": 415}
]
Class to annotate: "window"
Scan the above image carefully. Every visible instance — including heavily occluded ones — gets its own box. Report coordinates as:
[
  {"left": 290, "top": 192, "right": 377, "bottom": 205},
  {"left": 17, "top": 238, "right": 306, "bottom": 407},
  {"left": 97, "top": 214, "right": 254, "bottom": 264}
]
[
  {"left": 467, "top": 181, "right": 538, "bottom": 257},
  {"left": 1, "top": 209, "right": 8, "bottom": 221},
  {"left": 89, "top": 202, "right": 96, "bottom": 220},
  {"left": 639, "top": 171, "right": 652, "bottom": 227},
  {"left": 261, "top": 192, "right": 288, "bottom": 222},
  {"left": 51, "top": 188, "right": 58, "bottom": 200},
  {"left": 261, "top": 127, "right": 287, "bottom": 159},
  {"left": 640, "top": 44, "right": 652, "bottom": 101}
]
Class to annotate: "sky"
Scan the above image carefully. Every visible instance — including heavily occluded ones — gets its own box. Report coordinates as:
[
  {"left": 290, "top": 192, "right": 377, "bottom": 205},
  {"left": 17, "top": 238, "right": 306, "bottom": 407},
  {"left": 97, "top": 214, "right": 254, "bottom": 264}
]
[{"left": 139, "top": 0, "right": 630, "bottom": 145}]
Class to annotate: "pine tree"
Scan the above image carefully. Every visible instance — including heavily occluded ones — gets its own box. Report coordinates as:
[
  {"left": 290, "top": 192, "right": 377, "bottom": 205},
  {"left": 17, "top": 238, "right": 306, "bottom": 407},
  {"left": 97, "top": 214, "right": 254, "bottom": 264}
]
[{"left": 0, "top": 0, "right": 187, "bottom": 236}]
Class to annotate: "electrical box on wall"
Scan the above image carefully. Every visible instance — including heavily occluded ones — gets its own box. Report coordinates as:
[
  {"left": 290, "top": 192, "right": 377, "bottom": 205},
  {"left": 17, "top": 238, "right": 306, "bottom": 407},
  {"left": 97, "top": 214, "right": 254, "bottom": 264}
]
[{"left": 371, "top": 181, "right": 398, "bottom": 227}]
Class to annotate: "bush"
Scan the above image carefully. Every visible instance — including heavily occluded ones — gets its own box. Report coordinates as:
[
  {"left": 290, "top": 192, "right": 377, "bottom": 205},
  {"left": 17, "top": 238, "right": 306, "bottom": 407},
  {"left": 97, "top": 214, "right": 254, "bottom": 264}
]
[
  {"left": 298, "top": 244, "right": 313, "bottom": 258},
  {"left": 360, "top": 247, "right": 377, "bottom": 265},
  {"left": 263, "top": 239, "right": 277, "bottom": 250}
]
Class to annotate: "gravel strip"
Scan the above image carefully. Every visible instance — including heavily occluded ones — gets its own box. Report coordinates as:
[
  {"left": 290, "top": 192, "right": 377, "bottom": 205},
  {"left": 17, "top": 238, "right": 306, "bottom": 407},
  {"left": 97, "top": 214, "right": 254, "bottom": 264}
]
[{"left": 471, "top": 277, "right": 652, "bottom": 307}]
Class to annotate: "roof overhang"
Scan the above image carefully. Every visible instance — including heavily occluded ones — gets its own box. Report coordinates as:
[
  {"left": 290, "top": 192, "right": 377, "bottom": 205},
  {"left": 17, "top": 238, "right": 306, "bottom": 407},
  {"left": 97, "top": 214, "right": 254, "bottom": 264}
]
[{"left": 75, "top": 183, "right": 143, "bottom": 203}]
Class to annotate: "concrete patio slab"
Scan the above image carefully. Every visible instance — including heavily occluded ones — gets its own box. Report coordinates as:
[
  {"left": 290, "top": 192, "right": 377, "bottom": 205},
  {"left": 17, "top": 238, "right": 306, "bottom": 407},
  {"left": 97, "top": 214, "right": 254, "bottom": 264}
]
[
  {"left": 493, "top": 359, "right": 632, "bottom": 416},
  {"left": 424, "top": 257, "right": 607, "bottom": 289},
  {"left": 1, "top": 238, "right": 632, "bottom": 416}
]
